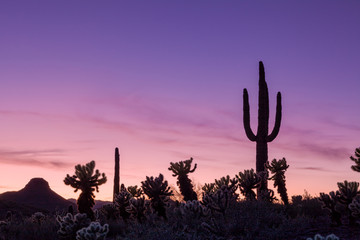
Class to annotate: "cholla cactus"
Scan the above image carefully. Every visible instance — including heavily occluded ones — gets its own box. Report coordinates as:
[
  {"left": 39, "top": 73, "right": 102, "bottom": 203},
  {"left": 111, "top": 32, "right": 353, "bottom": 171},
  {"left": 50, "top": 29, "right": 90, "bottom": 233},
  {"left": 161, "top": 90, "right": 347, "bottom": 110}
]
[
  {"left": 202, "top": 186, "right": 235, "bottom": 219},
  {"left": 99, "top": 204, "right": 118, "bottom": 220},
  {"left": 306, "top": 233, "right": 339, "bottom": 240},
  {"left": 141, "top": 174, "right": 173, "bottom": 220},
  {"left": 0, "top": 220, "right": 9, "bottom": 232},
  {"left": 201, "top": 218, "right": 225, "bottom": 237},
  {"left": 337, "top": 181, "right": 360, "bottom": 225},
  {"left": 202, "top": 183, "right": 216, "bottom": 194},
  {"left": 32, "top": 212, "right": 45, "bottom": 225},
  {"left": 236, "top": 169, "right": 261, "bottom": 201},
  {"left": 214, "top": 175, "right": 238, "bottom": 192},
  {"left": 127, "top": 185, "right": 143, "bottom": 198},
  {"left": 319, "top": 191, "right": 342, "bottom": 226},
  {"left": 114, "top": 187, "right": 133, "bottom": 222},
  {"left": 64, "top": 161, "right": 107, "bottom": 220},
  {"left": 265, "top": 158, "right": 289, "bottom": 204},
  {"left": 76, "top": 222, "right": 109, "bottom": 240},
  {"left": 258, "top": 188, "right": 277, "bottom": 203},
  {"left": 126, "top": 196, "right": 147, "bottom": 223},
  {"left": 168, "top": 158, "right": 198, "bottom": 201},
  {"left": 350, "top": 147, "right": 360, "bottom": 172},
  {"left": 180, "top": 200, "right": 210, "bottom": 219},
  {"left": 337, "top": 181, "right": 360, "bottom": 205},
  {"left": 57, "top": 213, "right": 91, "bottom": 240},
  {"left": 349, "top": 195, "right": 360, "bottom": 219}
]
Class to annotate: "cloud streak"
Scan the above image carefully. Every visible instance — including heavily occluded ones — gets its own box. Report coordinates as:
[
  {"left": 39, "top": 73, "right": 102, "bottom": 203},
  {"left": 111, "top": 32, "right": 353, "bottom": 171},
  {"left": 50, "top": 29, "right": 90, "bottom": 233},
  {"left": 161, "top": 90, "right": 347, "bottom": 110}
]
[{"left": 0, "top": 148, "right": 73, "bottom": 169}]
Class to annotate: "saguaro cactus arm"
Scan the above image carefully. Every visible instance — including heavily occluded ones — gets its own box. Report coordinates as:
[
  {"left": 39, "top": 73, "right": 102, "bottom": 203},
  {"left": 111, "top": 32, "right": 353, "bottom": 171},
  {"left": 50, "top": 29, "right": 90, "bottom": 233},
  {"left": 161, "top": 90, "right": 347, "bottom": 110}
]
[
  {"left": 243, "top": 89, "right": 256, "bottom": 141},
  {"left": 267, "top": 92, "right": 282, "bottom": 142}
]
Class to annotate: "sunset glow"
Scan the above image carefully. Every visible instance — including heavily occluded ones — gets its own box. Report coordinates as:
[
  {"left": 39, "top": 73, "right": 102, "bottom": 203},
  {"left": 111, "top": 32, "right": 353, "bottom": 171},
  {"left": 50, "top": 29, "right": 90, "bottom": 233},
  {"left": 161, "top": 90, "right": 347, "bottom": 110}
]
[{"left": 0, "top": 1, "right": 359, "bottom": 201}]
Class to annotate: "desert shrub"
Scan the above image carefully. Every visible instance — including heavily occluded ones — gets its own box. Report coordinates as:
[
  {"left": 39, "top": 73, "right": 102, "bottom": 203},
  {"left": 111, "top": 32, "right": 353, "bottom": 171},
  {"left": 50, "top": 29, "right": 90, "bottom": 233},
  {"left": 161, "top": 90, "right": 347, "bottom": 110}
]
[{"left": 0, "top": 215, "right": 58, "bottom": 240}]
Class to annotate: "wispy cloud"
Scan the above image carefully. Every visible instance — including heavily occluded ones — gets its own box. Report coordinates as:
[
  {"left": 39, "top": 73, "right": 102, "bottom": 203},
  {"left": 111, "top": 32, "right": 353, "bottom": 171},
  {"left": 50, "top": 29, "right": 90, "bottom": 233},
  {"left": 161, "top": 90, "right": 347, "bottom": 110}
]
[
  {"left": 295, "top": 167, "right": 328, "bottom": 172},
  {"left": 0, "top": 149, "right": 73, "bottom": 169}
]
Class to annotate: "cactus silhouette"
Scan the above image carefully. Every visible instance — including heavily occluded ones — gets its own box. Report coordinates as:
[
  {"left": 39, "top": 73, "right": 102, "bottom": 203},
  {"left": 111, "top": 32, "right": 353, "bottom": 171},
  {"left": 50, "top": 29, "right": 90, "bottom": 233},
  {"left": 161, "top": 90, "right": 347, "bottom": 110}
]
[
  {"left": 243, "top": 61, "right": 282, "bottom": 191},
  {"left": 168, "top": 157, "right": 198, "bottom": 201},
  {"left": 141, "top": 173, "right": 173, "bottom": 220},
  {"left": 127, "top": 185, "right": 143, "bottom": 198},
  {"left": 114, "top": 185, "right": 132, "bottom": 222},
  {"left": 319, "top": 191, "right": 342, "bottom": 226},
  {"left": 113, "top": 147, "right": 120, "bottom": 202},
  {"left": 64, "top": 161, "right": 107, "bottom": 220},
  {"left": 236, "top": 169, "right": 261, "bottom": 201},
  {"left": 265, "top": 158, "right": 289, "bottom": 205},
  {"left": 350, "top": 147, "right": 360, "bottom": 172}
]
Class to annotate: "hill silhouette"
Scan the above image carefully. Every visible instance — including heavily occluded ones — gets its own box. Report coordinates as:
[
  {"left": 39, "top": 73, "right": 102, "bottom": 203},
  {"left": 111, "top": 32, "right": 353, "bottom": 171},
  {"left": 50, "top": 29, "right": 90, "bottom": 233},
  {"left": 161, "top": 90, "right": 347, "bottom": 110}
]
[{"left": 0, "top": 178, "right": 76, "bottom": 213}]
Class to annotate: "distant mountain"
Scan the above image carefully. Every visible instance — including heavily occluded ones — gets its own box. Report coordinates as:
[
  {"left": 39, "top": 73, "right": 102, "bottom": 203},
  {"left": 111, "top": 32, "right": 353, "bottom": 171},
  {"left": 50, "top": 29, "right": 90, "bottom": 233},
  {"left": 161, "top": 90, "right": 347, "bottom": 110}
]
[
  {"left": 67, "top": 198, "right": 112, "bottom": 210},
  {"left": 0, "top": 178, "right": 76, "bottom": 214}
]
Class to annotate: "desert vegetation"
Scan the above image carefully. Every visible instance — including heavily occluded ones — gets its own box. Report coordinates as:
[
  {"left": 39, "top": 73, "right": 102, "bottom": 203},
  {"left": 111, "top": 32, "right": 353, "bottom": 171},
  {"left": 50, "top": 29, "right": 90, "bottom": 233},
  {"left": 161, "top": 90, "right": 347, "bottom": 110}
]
[
  {"left": 0, "top": 153, "right": 360, "bottom": 240},
  {"left": 0, "top": 63, "right": 359, "bottom": 239}
]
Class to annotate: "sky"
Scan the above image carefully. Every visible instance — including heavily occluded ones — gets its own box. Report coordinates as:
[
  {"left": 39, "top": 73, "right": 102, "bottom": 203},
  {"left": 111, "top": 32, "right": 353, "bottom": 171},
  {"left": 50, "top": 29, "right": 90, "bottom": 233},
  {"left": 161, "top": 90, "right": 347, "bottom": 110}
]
[{"left": 0, "top": 1, "right": 359, "bottom": 201}]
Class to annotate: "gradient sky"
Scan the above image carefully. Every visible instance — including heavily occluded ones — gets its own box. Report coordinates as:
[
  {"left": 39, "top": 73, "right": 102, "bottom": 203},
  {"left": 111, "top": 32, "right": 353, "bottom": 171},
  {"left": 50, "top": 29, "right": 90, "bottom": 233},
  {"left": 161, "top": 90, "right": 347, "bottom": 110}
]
[{"left": 0, "top": 1, "right": 359, "bottom": 201}]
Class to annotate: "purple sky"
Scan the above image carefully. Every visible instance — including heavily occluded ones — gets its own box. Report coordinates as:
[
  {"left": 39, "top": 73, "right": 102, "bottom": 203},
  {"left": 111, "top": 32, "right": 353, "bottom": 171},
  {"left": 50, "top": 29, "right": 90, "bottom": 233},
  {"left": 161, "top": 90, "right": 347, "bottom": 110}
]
[{"left": 0, "top": 1, "right": 359, "bottom": 201}]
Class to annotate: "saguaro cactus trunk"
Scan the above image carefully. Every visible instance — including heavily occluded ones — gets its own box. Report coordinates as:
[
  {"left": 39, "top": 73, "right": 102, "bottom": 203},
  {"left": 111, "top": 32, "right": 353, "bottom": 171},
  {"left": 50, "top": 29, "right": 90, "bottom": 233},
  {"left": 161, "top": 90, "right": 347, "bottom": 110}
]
[
  {"left": 243, "top": 61, "right": 282, "bottom": 192},
  {"left": 113, "top": 147, "right": 120, "bottom": 201}
]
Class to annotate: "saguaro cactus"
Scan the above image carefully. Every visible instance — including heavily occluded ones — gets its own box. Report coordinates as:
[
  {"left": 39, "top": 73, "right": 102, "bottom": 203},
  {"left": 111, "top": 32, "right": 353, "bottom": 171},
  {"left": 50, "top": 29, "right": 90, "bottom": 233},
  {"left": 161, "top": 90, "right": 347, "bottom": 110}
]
[
  {"left": 113, "top": 147, "right": 120, "bottom": 202},
  {"left": 243, "top": 61, "right": 282, "bottom": 190}
]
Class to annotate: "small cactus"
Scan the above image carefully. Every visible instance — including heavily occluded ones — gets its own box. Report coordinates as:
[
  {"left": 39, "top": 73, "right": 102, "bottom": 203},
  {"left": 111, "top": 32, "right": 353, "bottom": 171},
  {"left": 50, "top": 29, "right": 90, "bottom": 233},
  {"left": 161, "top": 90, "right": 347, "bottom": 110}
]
[
  {"left": 127, "top": 185, "right": 143, "bottom": 198},
  {"left": 236, "top": 169, "right": 261, "bottom": 201},
  {"left": 57, "top": 213, "right": 91, "bottom": 240},
  {"left": 31, "top": 212, "right": 45, "bottom": 225},
  {"left": 168, "top": 158, "right": 198, "bottom": 201},
  {"left": 350, "top": 147, "right": 360, "bottom": 172},
  {"left": 179, "top": 200, "right": 210, "bottom": 219},
  {"left": 202, "top": 186, "right": 236, "bottom": 220},
  {"left": 114, "top": 187, "right": 133, "bottom": 222},
  {"left": 306, "top": 233, "right": 339, "bottom": 240},
  {"left": 202, "top": 183, "right": 216, "bottom": 194},
  {"left": 126, "top": 196, "right": 147, "bottom": 223},
  {"left": 337, "top": 180, "right": 360, "bottom": 225},
  {"left": 201, "top": 218, "right": 226, "bottom": 237},
  {"left": 99, "top": 204, "right": 118, "bottom": 220},
  {"left": 141, "top": 174, "right": 173, "bottom": 220},
  {"left": 319, "top": 191, "right": 342, "bottom": 226},
  {"left": 265, "top": 158, "right": 289, "bottom": 205},
  {"left": 349, "top": 195, "right": 360, "bottom": 219},
  {"left": 337, "top": 181, "right": 360, "bottom": 205},
  {"left": 76, "top": 222, "right": 109, "bottom": 240},
  {"left": 64, "top": 161, "right": 107, "bottom": 220},
  {"left": 214, "top": 175, "right": 238, "bottom": 193}
]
